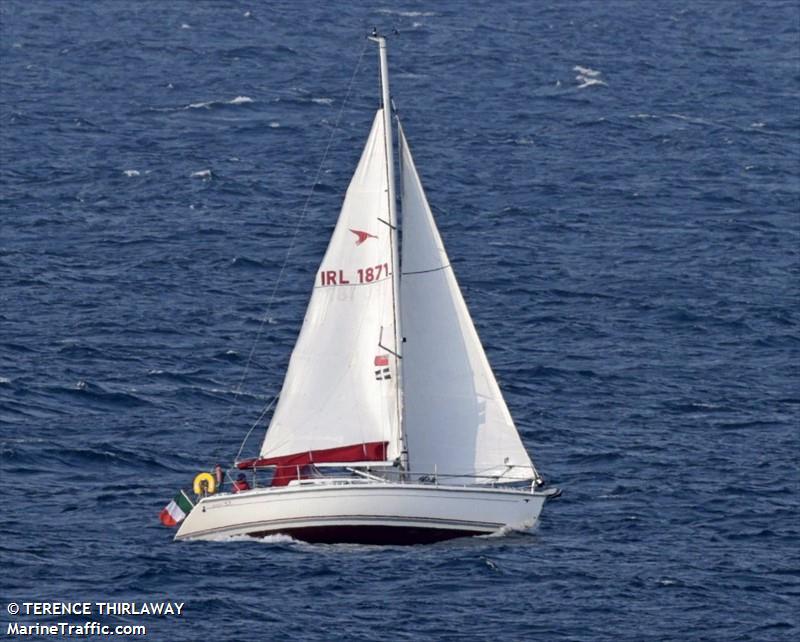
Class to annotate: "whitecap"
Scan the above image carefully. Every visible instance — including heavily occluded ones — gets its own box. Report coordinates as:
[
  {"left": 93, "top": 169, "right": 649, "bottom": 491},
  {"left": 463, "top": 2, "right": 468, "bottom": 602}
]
[
  {"left": 750, "top": 122, "right": 765, "bottom": 128},
  {"left": 574, "top": 65, "right": 606, "bottom": 89},
  {"left": 253, "top": 533, "right": 298, "bottom": 544},
  {"left": 192, "top": 533, "right": 296, "bottom": 544},
  {"left": 667, "top": 113, "right": 711, "bottom": 125},
  {"left": 180, "top": 23, "right": 191, "bottom": 29},
  {"left": 312, "top": 97, "right": 333, "bottom": 105},
  {"left": 573, "top": 65, "right": 601, "bottom": 77},
  {"left": 0, "top": 377, "right": 11, "bottom": 384},
  {"left": 191, "top": 169, "right": 212, "bottom": 179},
  {"left": 186, "top": 96, "right": 253, "bottom": 110},
  {"left": 123, "top": 169, "right": 140, "bottom": 177},
  {"left": 576, "top": 77, "right": 607, "bottom": 89},
  {"left": 269, "top": 121, "right": 280, "bottom": 128},
  {"left": 481, "top": 520, "right": 537, "bottom": 538},
  {"left": 377, "top": 9, "right": 435, "bottom": 16}
]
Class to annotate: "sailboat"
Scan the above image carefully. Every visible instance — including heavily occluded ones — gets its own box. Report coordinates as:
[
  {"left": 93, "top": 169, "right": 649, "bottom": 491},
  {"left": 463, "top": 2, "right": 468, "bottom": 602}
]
[{"left": 175, "top": 35, "right": 559, "bottom": 545}]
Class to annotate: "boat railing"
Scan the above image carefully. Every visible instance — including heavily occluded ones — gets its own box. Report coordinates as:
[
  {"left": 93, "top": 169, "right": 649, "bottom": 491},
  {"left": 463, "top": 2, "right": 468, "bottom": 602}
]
[
  {"left": 211, "top": 463, "right": 544, "bottom": 495},
  {"left": 346, "top": 465, "right": 543, "bottom": 489}
]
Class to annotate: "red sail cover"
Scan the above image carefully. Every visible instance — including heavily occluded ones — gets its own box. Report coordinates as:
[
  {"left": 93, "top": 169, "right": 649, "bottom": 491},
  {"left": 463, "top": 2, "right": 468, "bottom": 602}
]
[{"left": 237, "top": 441, "right": 388, "bottom": 487}]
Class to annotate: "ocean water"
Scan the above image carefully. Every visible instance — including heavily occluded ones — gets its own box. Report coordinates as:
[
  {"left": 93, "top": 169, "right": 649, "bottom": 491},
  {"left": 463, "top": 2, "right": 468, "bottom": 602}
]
[{"left": 1, "top": 1, "right": 798, "bottom": 640}]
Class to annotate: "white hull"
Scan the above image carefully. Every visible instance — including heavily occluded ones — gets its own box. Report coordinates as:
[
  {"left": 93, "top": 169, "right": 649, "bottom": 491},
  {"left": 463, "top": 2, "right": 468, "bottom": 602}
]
[{"left": 175, "top": 479, "right": 548, "bottom": 545}]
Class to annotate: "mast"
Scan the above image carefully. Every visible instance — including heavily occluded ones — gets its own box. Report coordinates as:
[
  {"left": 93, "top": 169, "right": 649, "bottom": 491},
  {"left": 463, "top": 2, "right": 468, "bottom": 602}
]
[{"left": 369, "top": 32, "right": 408, "bottom": 473}]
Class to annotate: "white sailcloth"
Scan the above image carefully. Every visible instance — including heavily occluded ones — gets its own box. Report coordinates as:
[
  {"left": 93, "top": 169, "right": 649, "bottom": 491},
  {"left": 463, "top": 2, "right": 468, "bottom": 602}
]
[
  {"left": 398, "top": 123, "right": 535, "bottom": 482},
  {"left": 261, "top": 111, "right": 400, "bottom": 461}
]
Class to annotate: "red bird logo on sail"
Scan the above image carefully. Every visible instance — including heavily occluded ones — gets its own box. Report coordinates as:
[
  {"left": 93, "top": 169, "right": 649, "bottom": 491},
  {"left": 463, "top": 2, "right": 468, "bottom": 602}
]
[{"left": 350, "top": 229, "right": 378, "bottom": 246}]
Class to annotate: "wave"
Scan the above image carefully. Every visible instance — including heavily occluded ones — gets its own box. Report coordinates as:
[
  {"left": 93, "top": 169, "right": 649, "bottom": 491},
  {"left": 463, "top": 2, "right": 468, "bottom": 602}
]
[
  {"left": 201, "top": 533, "right": 300, "bottom": 545},
  {"left": 576, "top": 77, "right": 607, "bottom": 89},
  {"left": 229, "top": 256, "right": 267, "bottom": 269},
  {"left": 44, "top": 380, "right": 154, "bottom": 409},
  {"left": 145, "top": 368, "right": 200, "bottom": 385},
  {"left": 148, "top": 96, "right": 256, "bottom": 112},
  {"left": 574, "top": 65, "right": 607, "bottom": 89},
  {"left": 185, "top": 95, "right": 255, "bottom": 109},
  {"left": 481, "top": 521, "right": 538, "bottom": 539},
  {"left": 573, "top": 65, "right": 601, "bottom": 77},
  {"left": 3, "top": 440, "right": 172, "bottom": 471},
  {"left": 377, "top": 9, "right": 436, "bottom": 17}
]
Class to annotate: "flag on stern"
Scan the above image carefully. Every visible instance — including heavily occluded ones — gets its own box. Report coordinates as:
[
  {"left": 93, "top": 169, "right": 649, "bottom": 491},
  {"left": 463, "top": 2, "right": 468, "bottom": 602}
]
[{"left": 159, "top": 490, "right": 194, "bottom": 527}]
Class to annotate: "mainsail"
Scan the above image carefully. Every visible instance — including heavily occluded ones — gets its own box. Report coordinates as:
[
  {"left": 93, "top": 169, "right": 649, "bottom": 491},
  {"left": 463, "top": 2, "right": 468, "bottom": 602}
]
[
  {"left": 258, "top": 111, "right": 401, "bottom": 465},
  {"left": 398, "top": 123, "right": 535, "bottom": 482}
]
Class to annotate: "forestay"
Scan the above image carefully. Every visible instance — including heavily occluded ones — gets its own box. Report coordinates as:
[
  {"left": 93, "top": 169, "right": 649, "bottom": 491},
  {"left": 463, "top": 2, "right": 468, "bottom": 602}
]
[
  {"left": 260, "top": 111, "right": 401, "bottom": 462},
  {"left": 398, "top": 123, "right": 535, "bottom": 482}
]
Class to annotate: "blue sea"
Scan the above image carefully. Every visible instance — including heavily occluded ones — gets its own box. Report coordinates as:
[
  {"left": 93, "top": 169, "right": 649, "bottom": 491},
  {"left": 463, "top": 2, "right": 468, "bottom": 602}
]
[{"left": 1, "top": 1, "right": 798, "bottom": 640}]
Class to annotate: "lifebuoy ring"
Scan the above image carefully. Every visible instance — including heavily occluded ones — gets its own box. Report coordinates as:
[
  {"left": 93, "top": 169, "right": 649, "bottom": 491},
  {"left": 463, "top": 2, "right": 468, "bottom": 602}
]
[{"left": 193, "top": 472, "right": 216, "bottom": 495}]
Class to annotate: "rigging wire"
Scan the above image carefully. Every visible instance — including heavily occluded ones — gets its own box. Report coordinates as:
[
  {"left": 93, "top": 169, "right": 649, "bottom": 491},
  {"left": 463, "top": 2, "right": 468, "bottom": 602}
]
[
  {"left": 213, "top": 39, "right": 371, "bottom": 463},
  {"left": 234, "top": 394, "right": 277, "bottom": 462}
]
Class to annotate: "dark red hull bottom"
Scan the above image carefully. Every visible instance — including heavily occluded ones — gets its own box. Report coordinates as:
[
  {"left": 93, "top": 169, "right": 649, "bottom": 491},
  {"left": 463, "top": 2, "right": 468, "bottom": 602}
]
[{"left": 250, "top": 525, "right": 486, "bottom": 545}]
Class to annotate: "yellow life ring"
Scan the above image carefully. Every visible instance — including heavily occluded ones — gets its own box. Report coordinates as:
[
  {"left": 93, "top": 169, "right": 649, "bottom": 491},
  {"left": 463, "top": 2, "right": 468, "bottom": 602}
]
[{"left": 193, "top": 472, "right": 216, "bottom": 495}]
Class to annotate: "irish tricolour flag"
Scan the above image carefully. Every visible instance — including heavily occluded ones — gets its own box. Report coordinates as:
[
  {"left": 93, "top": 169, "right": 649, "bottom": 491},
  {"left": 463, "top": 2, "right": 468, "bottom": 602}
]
[{"left": 159, "top": 490, "right": 194, "bottom": 527}]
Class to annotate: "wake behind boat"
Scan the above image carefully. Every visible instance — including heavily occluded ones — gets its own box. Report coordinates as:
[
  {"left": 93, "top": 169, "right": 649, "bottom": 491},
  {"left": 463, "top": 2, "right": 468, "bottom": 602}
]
[{"left": 169, "top": 34, "right": 559, "bottom": 545}]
